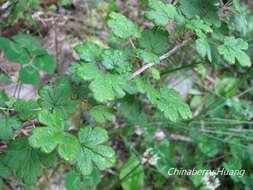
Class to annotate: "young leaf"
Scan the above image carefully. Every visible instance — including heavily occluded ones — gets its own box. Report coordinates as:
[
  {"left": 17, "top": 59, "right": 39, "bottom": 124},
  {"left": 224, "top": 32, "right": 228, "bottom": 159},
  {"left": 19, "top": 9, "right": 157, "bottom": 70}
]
[
  {"left": 156, "top": 88, "right": 192, "bottom": 121},
  {"left": 0, "top": 162, "right": 11, "bottom": 178},
  {"left": 65, "top": 171, "right": 81, "bottom": 190},
  {"left": 33, "top": 54, "right": 56, "bottom": 74},
  {"left": 179, "top": 0, "right": 220, "bottom": 27},
  {"left": 58, "top": 133, "right": 81, "bottom": 163},
  {"left": 196, "top": 37, "right": 212, "bottom": 61},
  {"left": 90, "top": 105, "right": 113, "bottom": 124},
  {"left": 29, "top": 127, "right": 64, "bottom": 153},
  {"left": 12, "top": 34, "right": 46, "bottom": 56},
  {"left": 145, "top": 0, "right": 178, "bottom": 26},
  {"left": 89, "top": 74, "right": 126, "bottom": 102},
  {"left": 138, "top": 29, "right": 169, "bottom": 54},
  {"left": 107, "top": 12, "right": 140, "bottom": 39},
  {"left": 38, "top": 110, "right": 65, "bottom": 129},
  {"left": 39, "top": 79, "right": 76, "bottom": 116},
  {"left": 102, "top": 49, "right": 131, "bottom": 73},
  {"left": 75, "top": 42, "right": 103, "bottom": 62},
  {"left": 218, "top": 37, "right": 251, "bottom": 67},
  {"left": 82, "top": 168, "right": 101, "bottom": 188},
  {"left": 0, "top": 117, "right": 21, "bottom": 140},
  {"left": 77, "top": 126, "right": 116, "bottom": 175},
  {"left": 135, "top": 79, "right": 192, "bottom": 121},
  {"left": 4, "top": 138, "right": 57, "bottom": 184},
  {"left": 76, "top": 63, "right": 101, "bottom": 81},
  {"left": 29, "top": 111, "right": 79, "bottom": 163},
  {"left": 19, "top": 66, "right": 41, "bottom": 85},
  {"left": 120, "top": 155, "right": 144, "bottom": 190},
  {"left": 136, "top": 49, "right": 160, "bottom": 64},
  {"left": 13, "top": 100, "right": 39, "bottom": 120},
  {"left": 0, "top": 37, "right": 30, "bottom": 64},
  {"left": 186, "top": 18, "right": 213, "bottom": 37}
]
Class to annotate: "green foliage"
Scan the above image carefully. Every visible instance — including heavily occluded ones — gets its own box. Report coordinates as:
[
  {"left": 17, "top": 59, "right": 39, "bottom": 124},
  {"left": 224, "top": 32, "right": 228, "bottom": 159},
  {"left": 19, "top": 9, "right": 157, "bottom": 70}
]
[
  {"left": 0, "top": 35, "right": 56, "bottom": 85},
  {"left": 90, "top": 74, "right": 126, "bottom": 102},
  {"left": 138, "top": 29, "right": 169, "bottom": 54},
  {"left": 0, "top": 116, "right": 21, "bottom": 140},
  {"left": 4, "top": 138, "right": 57, "bottom": 184},
  {"left": 120, "top": 155, "right": 144, "bottom": 190},
  {"left": 77, "top": 126, "right": 116, "bottom": 175},
  {"left": 145, "top": 0, "right": 178, "bottom": 26},
  {"left": 107, "top": 12, "right": 141, "bottom": 39},
  {"left": 0, "top": 0, "right": 253, "bottom": 189},
  {"left": 135, "top": 78, "right": 192, "bottom": 121},
  {"left": 75, "top": 42, "right": 102, "bottom": 62},
  {"left": 90, "top": 105, "right": 113, "bottom": 123},
  {"left": 65, "top": 171, "right": 82, "bottom": 190},
  {"left": 38, "top": 79, "right": 76, "bottom": 116},
  {"left": 102, "top": 49, "right": 131, "bottom": 72},
  {"left": 29, "top": 111, "right": 80, "bottom": 163},
  {"left": 218, "top": 37, "right": 251, "bottom": 66}
]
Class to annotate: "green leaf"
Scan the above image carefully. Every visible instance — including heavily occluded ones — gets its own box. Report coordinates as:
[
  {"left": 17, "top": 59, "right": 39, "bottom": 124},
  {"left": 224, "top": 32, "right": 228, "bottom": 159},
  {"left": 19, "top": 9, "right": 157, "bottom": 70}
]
[
  {"left": 120, "top": 155, "right": 144, "bottom": 190},
  {"left": 90, "top": 105, "right": 113, "bottom": 123},
  {"left": 0, "top": 37, "right": 30, "bottom": 64},
  {"left": 0, "top": 162, "right": 11, "bottom": 178},
  {"left": 58, "top": 133, "right": 80, "bottom": 163},
  {"left": 39, "top": 79, "right": 76, "bottom": 116},
  {"left": 0, "top": 178, "right": 3, "bottom": 189},
  {"left": 33, "top": 54, "right": 56, "bottom": 74},
  {"left": 90, "top": 74, "right": 126, "bottom": 102},
  {"left": 186, "top": 18, "right": 213, "bottom": 37},
  {"left": 30, "top": 110, "right": 79, "bottom": 163},
  {"left": 76, "top": 63, "right": 101, "bottom": 81},
  {"left": 135, "top": 79, "right": 192, "bottom": 121},
  {"left": 107, "top": 12, "right": 141, "bottom": 39},
  {"left": 38, "top": 110, "right": 67, "bottom": 129},
  {"left": 75, "top": 42, "right": 102, "bottom": 62},
  {"left": 102, "top": 49, "right": 131, "bottom": 73},
  {"left": 156, "top": 88, "right": 192, "bottom": 121},
  {"left": 145, "top": 0, "right": 177, "bottom": 26},
  {"left": 4, "top": 137, "right": 57, "bottom": 184},
  {"left": 60, "top": 0, "right": 72, "bottom": 6},
  {"left": 179, "top": 0, "right": 201, "bottom": 18},
  {"left": 82, "top": 168, "right": 101, "bottom": 188},
  {"left": 12, "top": 34, "right": 46, "bottom": 56},
  {"left": 179, "top": 0, "right": 220, "bottom": 27},
  {"left": 154, "top": 140, "right": 176, "bottom": 176},
  {"left": 196, "top": 37, "right": 212, "bottom": 61},
  {"left": 197, "top": 137, "right": 221, "bottom": 157},
  {"left": 151, "top": 68, "right": 160, "bottom": 80},
  {"left": 135, "top": 77, "right": 160, "bottom": 104},
  {"left": 0, "top": 117, "right": 21, "bottom": 140},
  {"left": 136, "top": 49, "right": 160, "bottom": 64},
  {"left": 19, "top": 66, "right": 41, "bottom": 85},
  {"left": 29, "top": 127, "right": 64, "bottom": 153},
  {"left": 138, "top": 29, "right": 169, "bottom": 54},
  {"left": 218, "top": 37, "right": 251, "bottom": 67},
  {"left": 0, "top": 91, "right": 8, "bottom": 107},
  {"left": 77, "top": 126, "right": 116, "bottom": 175},
  {"left": 0, "top": 117, "right": 13, "bottom": 140},
  {"left": 65, "top": 171, "right": 81, "bottom": 190},
  {"left": 13, "top": 100, "right": 39, "bottom": 120}
]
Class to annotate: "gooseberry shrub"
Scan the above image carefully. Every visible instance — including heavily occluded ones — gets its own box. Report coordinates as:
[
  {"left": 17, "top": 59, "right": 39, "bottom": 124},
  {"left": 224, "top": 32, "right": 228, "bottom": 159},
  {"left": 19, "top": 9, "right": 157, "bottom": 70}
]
[{"left": 0, "top": 0, "right": 253, "bottom": 189}]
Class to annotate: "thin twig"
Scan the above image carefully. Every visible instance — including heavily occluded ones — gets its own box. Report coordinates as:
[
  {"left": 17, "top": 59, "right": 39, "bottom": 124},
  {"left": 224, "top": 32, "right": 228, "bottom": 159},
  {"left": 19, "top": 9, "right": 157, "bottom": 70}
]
[
  {"left": 54, "top": 18, "right": 60, "bottom": 67},
  {"left": 169, "top": 133, "right": 192, "bottom": 142},
  {"left": 129, "top": 38, "right": 136, "bottom": 49},
  {"left": 129, "top": 38, "right": 192, "bottom": 80},
  {"left": 204, "top": 154, "right": 226, "bottom": 164}
]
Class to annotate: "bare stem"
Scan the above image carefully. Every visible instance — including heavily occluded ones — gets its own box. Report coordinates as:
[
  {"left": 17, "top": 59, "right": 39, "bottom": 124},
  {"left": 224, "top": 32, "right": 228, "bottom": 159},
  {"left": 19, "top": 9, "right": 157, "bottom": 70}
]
[{"left": 129, "top": 38, "right": 192, "bottom": 80}]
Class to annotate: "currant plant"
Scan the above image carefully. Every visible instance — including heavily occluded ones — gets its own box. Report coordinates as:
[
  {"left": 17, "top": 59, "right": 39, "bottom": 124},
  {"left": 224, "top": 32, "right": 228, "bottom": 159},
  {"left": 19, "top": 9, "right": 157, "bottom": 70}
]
[{"left": 0, "top": 0, "right": 253, "bottom": 189}]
